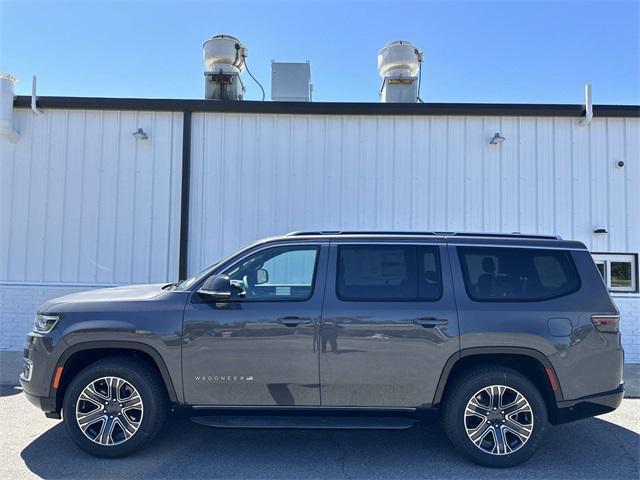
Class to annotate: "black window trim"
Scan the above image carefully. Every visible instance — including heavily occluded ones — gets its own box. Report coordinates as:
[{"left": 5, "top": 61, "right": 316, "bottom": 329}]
[
  {"left": 456, "top": 246, "right": 582, "bottom": 303},
  {"left": 335, "top": 243, "right": 444, "bottom": 303},
  {"left": 218, "top": 244, "right": 322, "bottom": 303}
]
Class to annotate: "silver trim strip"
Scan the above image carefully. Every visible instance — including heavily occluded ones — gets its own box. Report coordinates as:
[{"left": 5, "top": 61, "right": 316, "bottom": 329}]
[
  {"left": 329, "top": 241, "right": 585, "bottom": 251},
  {"left": 447, "top": 243, "right": 587, "bottom": 251}
]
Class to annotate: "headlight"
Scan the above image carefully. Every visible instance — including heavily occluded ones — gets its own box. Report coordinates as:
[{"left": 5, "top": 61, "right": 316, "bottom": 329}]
[{"left": 33, "top": 314, "right": 59, "bottom": 333}]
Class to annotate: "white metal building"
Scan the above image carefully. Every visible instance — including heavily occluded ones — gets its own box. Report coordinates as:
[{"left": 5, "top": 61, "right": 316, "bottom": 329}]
[{"left": 1, "top": 96, "right": 639, "bottom": 377}]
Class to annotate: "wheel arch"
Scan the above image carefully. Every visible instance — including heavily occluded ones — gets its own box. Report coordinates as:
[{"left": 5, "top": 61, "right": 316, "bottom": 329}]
[
  {"left": 433, "top": 347, "right": 563, "bottom": 418},
  {"left": 53, "top": 341, "right": 179, "bottom": 409}
]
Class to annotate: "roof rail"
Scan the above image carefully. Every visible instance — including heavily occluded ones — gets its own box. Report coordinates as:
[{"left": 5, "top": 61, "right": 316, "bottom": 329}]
[{"left": 285, "top": 231, "right": 562, "bottom": 240}]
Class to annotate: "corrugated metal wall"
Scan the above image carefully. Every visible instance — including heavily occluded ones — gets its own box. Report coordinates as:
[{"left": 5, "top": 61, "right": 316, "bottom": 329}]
[
  {"left": 0, "top": 109, "right": 183, "bottom": 285},
  {"left": 188, "top": 113, "right": 640, "bottom": 273},
  {"left": 3, "top": 110, "right": 638, "bottom": 281}
]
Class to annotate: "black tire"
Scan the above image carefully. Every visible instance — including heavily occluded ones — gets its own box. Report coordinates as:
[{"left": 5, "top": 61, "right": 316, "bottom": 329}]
[
  {"left": 62, "top": 356, "right": 167, "bottom": 458},
  {"left": 442, "top": 365, "right": 548, "bottom": 468}
]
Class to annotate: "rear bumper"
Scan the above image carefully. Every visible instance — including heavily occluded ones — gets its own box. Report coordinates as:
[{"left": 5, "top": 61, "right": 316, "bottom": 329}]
[{"left": 552, "top": 384, "right": 624, "bottom": 424}]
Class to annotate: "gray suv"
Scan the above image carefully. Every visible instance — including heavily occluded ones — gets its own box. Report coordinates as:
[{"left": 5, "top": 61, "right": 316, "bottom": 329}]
[{"left": 21, "top": 232, "right": 624, "bottom": 467}]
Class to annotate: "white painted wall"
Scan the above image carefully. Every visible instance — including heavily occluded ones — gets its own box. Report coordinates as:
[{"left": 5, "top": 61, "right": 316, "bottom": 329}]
[{"left": 0, "top": 109, "right": 183, "bottom": 284}]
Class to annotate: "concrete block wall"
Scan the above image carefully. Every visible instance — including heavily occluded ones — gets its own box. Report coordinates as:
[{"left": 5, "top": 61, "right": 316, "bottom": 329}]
[
  {"left": 615, "top": 295, "right": 640, "bottom": 363},
  {"left": 1, "top": 284, "right": 95, "bottom": 350}
]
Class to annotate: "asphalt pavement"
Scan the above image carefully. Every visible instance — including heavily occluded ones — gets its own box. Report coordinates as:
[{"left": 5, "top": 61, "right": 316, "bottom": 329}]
[{"left": 0, "top": 386, "right": 638, "bottom": 480}]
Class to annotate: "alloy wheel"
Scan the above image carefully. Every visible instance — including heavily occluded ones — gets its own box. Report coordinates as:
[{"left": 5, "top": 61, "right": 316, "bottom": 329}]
[
  {"left": 75, "top": 376, "right": 144, "bottom": 446},
  {"left": 464, "top": 385, "right": 533, "bottom": 455}
]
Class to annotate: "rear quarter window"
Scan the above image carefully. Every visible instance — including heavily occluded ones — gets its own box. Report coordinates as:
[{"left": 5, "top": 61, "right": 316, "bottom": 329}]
[{"left": 457, "top": 246, "right": 581, "bottom": 302}]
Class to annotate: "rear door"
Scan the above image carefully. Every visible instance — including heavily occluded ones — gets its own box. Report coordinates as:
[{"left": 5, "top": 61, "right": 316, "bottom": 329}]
[{"left": 319, "top": 240, "right": 459, "bottom": 407}]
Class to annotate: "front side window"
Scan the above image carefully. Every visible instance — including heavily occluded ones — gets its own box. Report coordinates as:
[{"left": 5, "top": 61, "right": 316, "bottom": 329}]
[
  {"left": 224, "top": 245, "right": 319, "bottom": 301},
  {"left": 458, "top": 247, "right": 581, "bottom": 301},
  {"left": 337, "top": 244, "right": 442, "bottom": 301},
  {"left": 592, "top": 253, "right": 638, "bottom": 293}
]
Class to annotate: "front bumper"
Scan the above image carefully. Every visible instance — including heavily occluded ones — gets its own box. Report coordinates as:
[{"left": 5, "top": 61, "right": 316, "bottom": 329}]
[
  {"left": 552, "top": 384, "right": 624, "bottom": 424},
  {"left": 22, "top": 389, "right": 60, "bottom": 418},
  {"left": 20, "top": 331, "right": 65, "bottom": 417}
]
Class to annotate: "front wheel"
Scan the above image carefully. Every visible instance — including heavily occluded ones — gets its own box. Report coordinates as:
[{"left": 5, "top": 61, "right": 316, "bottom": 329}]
[
  {"left": 442, "top": 365, "right": 548, "bottom": 467},
  {"left": 62, "top": 357, "right": 167, "bottom": 457}
]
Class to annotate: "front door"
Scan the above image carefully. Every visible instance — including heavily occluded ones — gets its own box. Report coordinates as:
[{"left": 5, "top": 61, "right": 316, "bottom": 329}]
[
  {"left": 182, "top": 243, "right": 327, "bottom": 406},
  {"left": 320, "top": 241, "right": 459, "bottom": 407}
]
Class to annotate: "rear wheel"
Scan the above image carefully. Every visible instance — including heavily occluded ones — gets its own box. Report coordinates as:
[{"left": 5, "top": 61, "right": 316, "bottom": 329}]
[
  {"left": 442, "top": 365, "right": 548, "bottom": 467},
  {"left": 62, "top": 357, "right": 167, "bottom": 457}
]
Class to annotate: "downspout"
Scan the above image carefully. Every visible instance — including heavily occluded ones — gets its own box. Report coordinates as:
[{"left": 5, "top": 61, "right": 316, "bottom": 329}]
[
  {"left": 579, "top": 83, "right": 593, "bottom": 126},
  {"left": 0, "top": 73, "right": 20, "bottom": 143},
  {"left": 31, "top": 75, "right": 43, "bottom": 115}
]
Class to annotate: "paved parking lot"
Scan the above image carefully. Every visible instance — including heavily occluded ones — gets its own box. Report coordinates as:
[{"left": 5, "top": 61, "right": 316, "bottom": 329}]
[{"left": 0, "top": 387, "right": 638, "bottom": 480}]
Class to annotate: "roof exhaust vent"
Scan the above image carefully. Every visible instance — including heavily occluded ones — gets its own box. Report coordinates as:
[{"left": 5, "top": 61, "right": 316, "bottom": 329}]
[
  {"left": 0, "top": 73, "right": 19, "bottom": 143},
  {"left": 377, "top": 41, "right": 423, "bottom": 103},
  {"left": 203, "top": 35, "right": 247, "bottom": 101}
]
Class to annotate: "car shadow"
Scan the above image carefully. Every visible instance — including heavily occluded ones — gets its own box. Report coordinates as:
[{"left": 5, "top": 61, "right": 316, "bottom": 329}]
[
  {"left": 0, "top": 385, "right": 23, "bottom": 397},
  {"left": 21, "top": 415, "right": 639, "bottom": 479}
]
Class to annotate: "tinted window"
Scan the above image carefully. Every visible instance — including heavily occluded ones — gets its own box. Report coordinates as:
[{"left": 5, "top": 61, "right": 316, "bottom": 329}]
[
  {"left": 458, "top": 247, "right": 581, "bottom": 301},
  {"left": 225, "top": 245, "right": 319, "bottom": 301},
  {"left": 337, "top": 245, "right": 442, "bottom": 301}
]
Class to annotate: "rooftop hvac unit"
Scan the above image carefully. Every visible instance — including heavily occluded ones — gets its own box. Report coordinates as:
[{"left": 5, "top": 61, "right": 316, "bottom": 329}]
[
  {"left": 271, "top": 62, "right": 312, "bottom": 102},
  {"left": 377, "top": 40, "right": 423, "bottom": 103},
  {"left": 203, "top": 35, "right": 247, "bottom": 101}
]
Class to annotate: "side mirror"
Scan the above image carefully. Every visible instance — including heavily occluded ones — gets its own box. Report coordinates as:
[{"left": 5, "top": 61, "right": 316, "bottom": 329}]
[
  {"left": 198, "top": 274, "right": 232, "bottom": 301},
  {"left": 255, "top": 268, "right": 269, "bottom": 285}
]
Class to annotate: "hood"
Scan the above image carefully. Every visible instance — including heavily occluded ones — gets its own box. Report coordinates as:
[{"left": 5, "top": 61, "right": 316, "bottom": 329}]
[{"left": 38, "top": 283, "right": 167, "bottom": 312}]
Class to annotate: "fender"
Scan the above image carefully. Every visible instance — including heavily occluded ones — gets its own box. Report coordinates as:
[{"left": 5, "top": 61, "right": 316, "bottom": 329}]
[
  {"left": 432, "top": 346, "right": 563, "bottom": 406},
  {"left": 53, "top": 340, "right": 179, "bottom": 403}
]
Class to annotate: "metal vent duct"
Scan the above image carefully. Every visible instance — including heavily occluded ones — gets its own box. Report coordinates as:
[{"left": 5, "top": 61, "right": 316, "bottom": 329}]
[
  {"left": 377, "top": 41, "right": 423, "bottom": 103},
  {"left": 203, "top": 35, "right": 247, "bottom": 101}
]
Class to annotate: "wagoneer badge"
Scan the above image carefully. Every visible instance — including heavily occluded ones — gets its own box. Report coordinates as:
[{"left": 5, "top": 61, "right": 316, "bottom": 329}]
[{"left": 194, "top": 375, "right": 255, "bottom": 382}]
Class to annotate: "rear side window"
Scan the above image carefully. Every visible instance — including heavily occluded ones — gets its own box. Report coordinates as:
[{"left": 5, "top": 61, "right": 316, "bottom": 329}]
[
  {"left": 337, "top": 245, "right": 442, "bottom": 301},
  {"left": 457, "top": 247, "right": 581, "bottom": 301}
]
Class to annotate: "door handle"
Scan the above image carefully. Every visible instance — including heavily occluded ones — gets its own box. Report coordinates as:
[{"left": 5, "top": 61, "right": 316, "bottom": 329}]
[
  {"left": 278, "top": 316, "right": 312, "bottom": 327},
  {"left": 413, "top": 317, "right": 448, "bottom": 328}
]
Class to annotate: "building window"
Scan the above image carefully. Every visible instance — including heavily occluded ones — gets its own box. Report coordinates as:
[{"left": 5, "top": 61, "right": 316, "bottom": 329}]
[{"left": 592, "top": 253, "right": 638, "bottom": 293}]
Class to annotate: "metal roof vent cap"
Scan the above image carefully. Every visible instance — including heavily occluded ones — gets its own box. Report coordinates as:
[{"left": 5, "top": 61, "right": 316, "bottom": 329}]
[
  {"left": 377, "top": 40, "right": 423, "bottom": 103},
  {"left": 0, "top": 73, "right": 19, "bottom": 143},
  {"left": 203, "top": 34, "right": 248, "bottom": 101}
]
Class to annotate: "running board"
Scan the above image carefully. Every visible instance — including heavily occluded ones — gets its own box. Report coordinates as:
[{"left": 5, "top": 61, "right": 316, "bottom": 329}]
[{"left": 190, "top": 415, "right": 418, "bottom": 430}]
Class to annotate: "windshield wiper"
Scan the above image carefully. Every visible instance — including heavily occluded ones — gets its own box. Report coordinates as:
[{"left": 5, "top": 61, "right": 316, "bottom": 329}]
[{"left": 162, "top": 280, "right": 183, "bottom": 291}]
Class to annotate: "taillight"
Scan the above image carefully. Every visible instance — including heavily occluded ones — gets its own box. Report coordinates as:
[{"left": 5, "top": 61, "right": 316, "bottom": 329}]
[{"left": 591, "top": 315, "right": 620, "bottom": 333}]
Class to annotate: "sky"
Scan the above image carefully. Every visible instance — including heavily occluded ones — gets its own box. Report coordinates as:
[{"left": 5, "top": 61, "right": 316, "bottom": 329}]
[{"left": 0, "top": 0, "right": 638, "bottom": 104}]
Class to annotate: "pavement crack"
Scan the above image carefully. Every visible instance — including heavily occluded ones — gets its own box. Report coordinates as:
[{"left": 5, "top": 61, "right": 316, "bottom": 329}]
[{"left": 327, "top": 433, "right": 352, "bottom": 480}]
